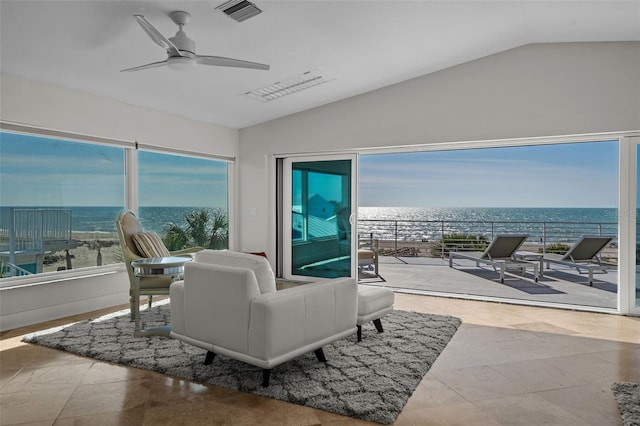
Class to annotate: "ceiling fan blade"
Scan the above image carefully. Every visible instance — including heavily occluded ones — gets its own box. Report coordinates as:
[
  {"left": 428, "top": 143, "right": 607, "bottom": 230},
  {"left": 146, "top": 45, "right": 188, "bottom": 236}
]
[
  {"left": 196, "top": 55, "right": 270, "bottom": 70},
  {"left": 134, "top": 15, "right": 182, "bottom": 57},
  {"left": 120, "top": 60, "right": 168, "bottom": 72}
]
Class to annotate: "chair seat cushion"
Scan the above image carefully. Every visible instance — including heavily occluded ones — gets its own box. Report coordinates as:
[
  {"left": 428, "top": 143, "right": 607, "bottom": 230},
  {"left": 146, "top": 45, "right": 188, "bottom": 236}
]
[
  {"left": 357, "top": 285, "right": 394, "bottom": 324},
  {"left": 132, "top": 232, "right": 171, "bottom": 258}
]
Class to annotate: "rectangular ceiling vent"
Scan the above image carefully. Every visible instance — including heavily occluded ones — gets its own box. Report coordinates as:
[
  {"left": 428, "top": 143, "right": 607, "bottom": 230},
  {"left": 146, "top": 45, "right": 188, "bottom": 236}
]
[
  {"left": 245, "top": 70, "right": 334, "bottom": 102},
  {"left": 216, "top": 0, "right": 262, "bottom": 22}
]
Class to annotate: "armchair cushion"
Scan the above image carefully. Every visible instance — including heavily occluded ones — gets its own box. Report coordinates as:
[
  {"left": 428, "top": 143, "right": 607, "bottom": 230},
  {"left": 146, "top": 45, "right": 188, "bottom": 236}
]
[{"left": 132, "top": 232, "right": 171, "bottom": 258}]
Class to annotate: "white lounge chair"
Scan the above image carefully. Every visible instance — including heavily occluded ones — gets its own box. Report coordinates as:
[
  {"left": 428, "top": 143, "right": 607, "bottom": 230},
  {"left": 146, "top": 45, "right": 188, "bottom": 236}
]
[
  {"left": 542, "top": 235, "right": 616, "bottom": 286},
  {"left": 449, "top": 234, "right": 539, "bottom": 283}
]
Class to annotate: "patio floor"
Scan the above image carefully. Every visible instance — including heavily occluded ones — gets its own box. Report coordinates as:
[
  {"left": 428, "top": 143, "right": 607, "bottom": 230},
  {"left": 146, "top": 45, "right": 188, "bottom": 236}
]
[{"left": 359, "top": 255, "right": 618, "bottom": 311}]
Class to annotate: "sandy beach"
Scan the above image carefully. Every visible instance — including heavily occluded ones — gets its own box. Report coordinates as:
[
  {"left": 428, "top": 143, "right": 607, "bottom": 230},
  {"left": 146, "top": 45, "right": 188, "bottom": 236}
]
[{"left": 43, "top": 232, "right": 121, "bottom": 273}]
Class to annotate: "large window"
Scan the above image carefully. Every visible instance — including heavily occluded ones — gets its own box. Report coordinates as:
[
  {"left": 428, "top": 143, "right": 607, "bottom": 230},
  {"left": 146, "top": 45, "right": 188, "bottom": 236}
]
[
  {"left": 138, "top": 150, "right": 228, "bottom": 250},
  {"left": 0, "top": 131, "right": 229, "bottom": 279},
  {"left": 0, "top": 132, "right": 125, "bottom": 275}
]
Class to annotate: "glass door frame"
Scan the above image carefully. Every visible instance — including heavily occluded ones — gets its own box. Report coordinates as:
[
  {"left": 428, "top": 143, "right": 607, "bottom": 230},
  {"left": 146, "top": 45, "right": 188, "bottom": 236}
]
[
  {"left": 280, "top": 153, "right": 358, "bottom": 281},
  {"left": 619, "top": 136, "right": 639, "bottom": 315}
]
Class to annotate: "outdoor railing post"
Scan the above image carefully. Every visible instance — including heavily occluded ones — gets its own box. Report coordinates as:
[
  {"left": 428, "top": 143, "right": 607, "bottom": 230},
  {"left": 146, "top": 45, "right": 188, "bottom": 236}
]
[
  {"left": 394, "top": 220, "right": 398, "bottom": 256},
  {"left": 8, "top": 207, "right": 16, "bottom": 266},
  {"left": 440, "top": 221, "right": 445, "bottom": 259}
]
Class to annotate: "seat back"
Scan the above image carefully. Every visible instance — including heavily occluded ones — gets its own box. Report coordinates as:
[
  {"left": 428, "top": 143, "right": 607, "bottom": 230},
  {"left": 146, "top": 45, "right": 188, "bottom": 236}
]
[
  {"left": 482, "top": 234, "right": 528, "bottom": 259},
  {"left": 194, "top": 250, "right": 277, "bottom": 294},
  {"left": 183, "top": 261, "right": 262, "bottom": 353},
  {"left": 563, "top": 236, "right": 614, "bottom": 261},
  {"left": 115, "top": 210, "right": 145, "bottom": 285},
  {"left": 116, "top": 209, "right": 145, "bottom": 259}
]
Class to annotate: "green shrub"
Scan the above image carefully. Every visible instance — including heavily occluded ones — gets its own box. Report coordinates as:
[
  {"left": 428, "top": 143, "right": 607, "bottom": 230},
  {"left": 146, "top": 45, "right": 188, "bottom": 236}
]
[
  {"left": 539, "top": 243, "right": 570, "bottom": 255},
  {"left": 163, "top": 208, "right": 229, "bottom": 251}
]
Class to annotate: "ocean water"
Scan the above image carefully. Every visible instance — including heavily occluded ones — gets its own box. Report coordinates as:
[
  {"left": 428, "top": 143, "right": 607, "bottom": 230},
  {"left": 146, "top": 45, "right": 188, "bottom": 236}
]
[
  {"left": 0, "top": 206, "right": 624, "bottom": 243},
  {"left": 0, "top": 206, "right": 224, "bottom": 235},
  {"left": 358, "top": 207, "right": 620, "bottom": 243}
]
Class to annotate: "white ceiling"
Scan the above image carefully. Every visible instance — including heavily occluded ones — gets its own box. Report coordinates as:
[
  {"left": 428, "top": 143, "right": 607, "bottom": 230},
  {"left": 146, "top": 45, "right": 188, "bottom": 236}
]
[{"left": 1, "top": 1, "right": 639, "bottom": 129}]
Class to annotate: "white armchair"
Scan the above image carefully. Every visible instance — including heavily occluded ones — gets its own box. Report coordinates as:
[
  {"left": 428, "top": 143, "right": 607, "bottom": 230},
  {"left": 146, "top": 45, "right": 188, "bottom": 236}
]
[{"left": 169, "top": 250, "right": 358, "bottom": 387}]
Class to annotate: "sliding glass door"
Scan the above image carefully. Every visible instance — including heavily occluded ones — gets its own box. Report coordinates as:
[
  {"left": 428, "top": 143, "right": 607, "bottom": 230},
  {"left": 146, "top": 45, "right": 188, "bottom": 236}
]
[
  {"left": 632, "top": 138, "right": 640, "bottom": 314},
  {"left": 282, "top": 155, "right": 357, "bottom": 280}
]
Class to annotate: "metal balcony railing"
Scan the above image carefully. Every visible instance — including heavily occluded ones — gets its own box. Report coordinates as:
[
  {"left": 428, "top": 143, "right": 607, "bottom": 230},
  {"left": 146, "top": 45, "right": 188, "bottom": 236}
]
[
  {"left": 0, "top": 208, "right": 74, "bottom": 260},
  {"left": 358, "top": 218, "right": 618, "bottom": 261},
  {"left": 0, "top": 261, "right": 33, "bottom": 278}
]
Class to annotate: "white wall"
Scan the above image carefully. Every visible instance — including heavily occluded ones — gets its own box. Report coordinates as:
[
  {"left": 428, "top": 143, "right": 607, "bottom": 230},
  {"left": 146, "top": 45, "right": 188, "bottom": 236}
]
[
  {"left": 0, "top": 269, "right": 129, "bottom": 331},
  {"left": 0, "top": 74, "right": 239, "bottom": 331},
  {"left": 238, "top": 42, "right": 640, "bottom": 256},
  {"left": 1, "top": 74, "right": 239, "bottom": 154}
]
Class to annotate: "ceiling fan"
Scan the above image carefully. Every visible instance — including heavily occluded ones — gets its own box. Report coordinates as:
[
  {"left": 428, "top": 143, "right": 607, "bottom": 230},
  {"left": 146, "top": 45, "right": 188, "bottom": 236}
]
[{"left": 121, "top": 11, "right": 270, "bottom": 72}]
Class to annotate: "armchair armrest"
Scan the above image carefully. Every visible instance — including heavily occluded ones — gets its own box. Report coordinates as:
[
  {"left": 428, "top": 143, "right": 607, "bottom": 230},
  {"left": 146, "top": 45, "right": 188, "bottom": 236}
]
[
  {"left": 247, "top": 278, "right": 357, "bottom": 363},
  {"left": 170, "top": 247, "right": 203, "bottom": 257}
]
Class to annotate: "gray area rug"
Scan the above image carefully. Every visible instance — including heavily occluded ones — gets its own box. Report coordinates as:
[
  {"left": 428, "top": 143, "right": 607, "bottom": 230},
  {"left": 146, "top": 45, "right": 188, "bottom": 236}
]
[
  {"left": 23, "top": 302, "right": 461, "bottom": 424},
  {"left": 612, "top": 382, "right": 640, "bottom": 426}
]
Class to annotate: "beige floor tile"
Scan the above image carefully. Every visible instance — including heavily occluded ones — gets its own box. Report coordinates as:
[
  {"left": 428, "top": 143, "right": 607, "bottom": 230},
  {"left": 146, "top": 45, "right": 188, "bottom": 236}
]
[
  {"left": 0, "top": 370, "right": 20, "bottom": 391},
  {"left": 535, "top": 381, "right": 623, "bottom": 426},
  {"left": 0, "top": 345, "right": 91, "bottom": 372},
  {"left": 79, "top": 362, "right": 165, "bottom": 385},
  {"left": 430, "top": 328, "right": 553, "bottom": 371},
  {"left": 57, "top": 380, "right": 154, "bottom": 419},
  {"left": 430, "top": 365, "right": 528, "bottom": 402},
  {"left": 488, "top": 358, "right": 588, "bottom": 393},
  {"left": 53, "top": 410, "right": 144, "bottom": 426},
  {"left": 589, "top": 347, "right": 640, "bottom": 382},
  {"left": 507, "top": 321, "right": 580, "bottom": 335},
  {"left": 0, "top": 385, "right": 76, "bottom": 425},
  {"left": 445, "top": 323, "right": 542, "bottom": 345},
  {"left": 1, "top": 364, "right": 92, "bottom": 393},
  {"left": 312, "top": 408, "right": 374, "bottom": 425},
  {"left": 534, "top": 331, "right": 638, "bottom": 354},
  {"left": 142, "top": 397, "right": 323, "bottom": 426},
  {"left": 402, "top": 373, "right": 466, "bottom": 410},
  {"left": 545, "top": 352, "right": 639, "bottom": 383},
  {"left": 473, "top": 393, "right": 588, "bottom": 426},
  {"left": 400, "top": 402, "right": 502, "bottom": 426}
]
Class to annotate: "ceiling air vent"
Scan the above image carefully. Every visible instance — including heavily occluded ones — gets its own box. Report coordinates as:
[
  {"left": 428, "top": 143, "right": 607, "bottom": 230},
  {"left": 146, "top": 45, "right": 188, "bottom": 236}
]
[
  {"left": 216, "top": 0, "right": 262, "bottom": 22},
  {"left": 245, "top": 70, "right": 334, "bottom": 102}
]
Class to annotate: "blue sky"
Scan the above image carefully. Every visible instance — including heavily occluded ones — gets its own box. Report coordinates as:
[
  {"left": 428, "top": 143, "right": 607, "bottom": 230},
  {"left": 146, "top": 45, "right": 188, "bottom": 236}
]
[
  {"left": 1, "top": 133, "right": 620, "bottom": 208},
  {"left": 359, "top": 141, "right": 619, "bottom": 208},
  {"left": 0, "top": 132, "right": 227, "bottom": 208}
]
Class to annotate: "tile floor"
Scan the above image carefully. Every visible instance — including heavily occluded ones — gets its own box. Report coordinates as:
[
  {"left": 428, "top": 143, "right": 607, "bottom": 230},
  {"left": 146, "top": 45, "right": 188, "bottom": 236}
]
[{"left": 1, "top": 294, "right": 639, "bottom": 425}]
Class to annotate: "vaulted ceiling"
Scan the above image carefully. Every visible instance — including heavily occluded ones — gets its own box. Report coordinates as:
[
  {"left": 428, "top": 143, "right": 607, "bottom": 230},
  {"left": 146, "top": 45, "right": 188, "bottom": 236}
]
[{"left": 1, "top": 1, "right": 639, "bottom": 129}]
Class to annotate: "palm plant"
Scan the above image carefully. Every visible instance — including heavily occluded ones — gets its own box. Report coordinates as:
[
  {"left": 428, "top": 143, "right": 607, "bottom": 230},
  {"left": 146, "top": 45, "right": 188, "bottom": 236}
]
[{"left": 163, "top": 208, "right": 228, "bottom": 251}]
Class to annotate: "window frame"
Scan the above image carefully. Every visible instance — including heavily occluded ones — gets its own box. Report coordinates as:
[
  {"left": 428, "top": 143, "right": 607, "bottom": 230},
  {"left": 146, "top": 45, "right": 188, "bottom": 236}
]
[{"left": 0, "top": 121, "right": 234, "bottom": 288}]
